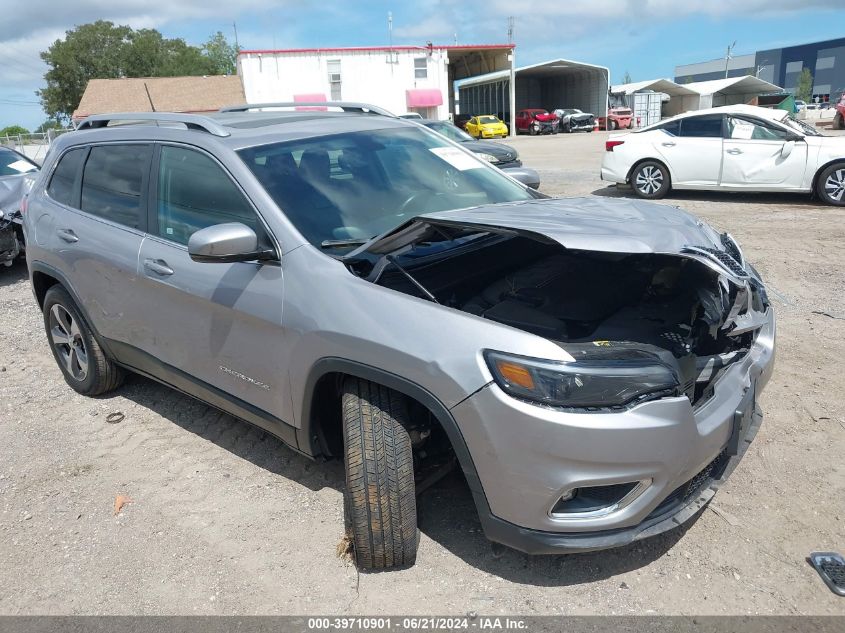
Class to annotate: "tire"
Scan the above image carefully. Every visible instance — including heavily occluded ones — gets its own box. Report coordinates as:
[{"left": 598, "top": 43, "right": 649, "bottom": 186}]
[
  {"left": 816, "top": 162, "right": 845, "bottom": 206},
  {"left": 631, "top": 160, "right": 671, "bottom": 199},
  {"left": 833, "top": 113, "right": 844, "bottom": 130},
  {"left": 42, "top": 285, "right": 124, "bottom": 396},
  {"left": 529, "top": 125, "right": 538, "bottom": 136},
  {"left": 565, "top": 123, "right": 572, "bottom": 133},
  {"left": 342, "top": 378, "right": 417, "bottom": 570},
  {"left": 608, "top": 119, "right": 617, "bottom": 131}
]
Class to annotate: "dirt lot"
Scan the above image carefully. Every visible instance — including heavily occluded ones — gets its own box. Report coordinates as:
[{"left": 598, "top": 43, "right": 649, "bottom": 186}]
[{"left": 1, "top": 130, "right": 844, "bottom": 616}]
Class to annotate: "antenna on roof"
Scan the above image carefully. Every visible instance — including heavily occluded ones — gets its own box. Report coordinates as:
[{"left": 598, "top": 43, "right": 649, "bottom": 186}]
[
  {"left": 386, "top": 12, "right": 398, "bottom": 65},
  {"left": 507, "top": 16, "right": 515, "bottom": 45}
]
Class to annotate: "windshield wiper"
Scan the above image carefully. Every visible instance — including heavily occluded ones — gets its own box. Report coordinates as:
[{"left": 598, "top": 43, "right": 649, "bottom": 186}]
[{"left": 320, "top": 238, "right": 371, "bottom": 249}]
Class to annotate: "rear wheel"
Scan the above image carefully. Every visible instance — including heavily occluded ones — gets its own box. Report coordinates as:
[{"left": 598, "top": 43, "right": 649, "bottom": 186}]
[
  {"left": 817, "top": 163, "right": 845, "bottom": 206},
  {"left": 342, "top": 378, "right": 418, "bottom": 570},
  {"left": 608, "top": 119, "right": 617, "bottom": 131},
  {"left": 631, "top": 161, "right": 670, "bottom": 199},
  {"left": 42, "top": 286, "right": 124, "bottom": 396},
  {"left": 833, "top": 112, "right": 844, "bottom": 130}
]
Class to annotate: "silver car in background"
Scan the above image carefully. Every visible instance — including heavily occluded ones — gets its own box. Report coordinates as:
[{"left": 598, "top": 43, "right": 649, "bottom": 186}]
[{"left": 24, "top": 103, "right": 775, "bottom": 570}]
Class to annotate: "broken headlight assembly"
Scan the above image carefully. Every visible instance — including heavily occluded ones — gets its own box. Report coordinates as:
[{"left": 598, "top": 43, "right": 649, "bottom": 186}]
[{"left": 484, "top": 349, "right": 679, "bottom": 409}]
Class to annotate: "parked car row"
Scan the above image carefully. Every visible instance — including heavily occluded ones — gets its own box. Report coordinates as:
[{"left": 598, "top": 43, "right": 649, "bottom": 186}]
[{"left": 455, "top": 108, "right": 602, "bottom": 136}]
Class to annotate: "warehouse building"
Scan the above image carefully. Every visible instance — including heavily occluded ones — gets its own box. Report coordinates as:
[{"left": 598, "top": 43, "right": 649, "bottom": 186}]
[
  {"left": 675, "top": 37, "right": 845, "bottom": 104},
  {"left": 238, "top": 44, "right": 514, "bottom": 122}
]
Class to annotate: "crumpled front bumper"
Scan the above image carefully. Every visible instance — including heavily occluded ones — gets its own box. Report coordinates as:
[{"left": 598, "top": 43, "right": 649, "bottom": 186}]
[{"left": 451, "top": 308, "right": 775, "bottom": 554}]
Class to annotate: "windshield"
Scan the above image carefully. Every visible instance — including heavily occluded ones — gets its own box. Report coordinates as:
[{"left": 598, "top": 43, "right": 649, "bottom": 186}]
[
  {"left": 0, "top": 148, "right": 38, "bottom": 177},
  {"left": 478, "top": 116, "right": 499, "bottom": 125},
  {"left": 424, "top": 121, "right": 473, "bottom": 142},
  {"left": 781, "top": 114, "right": 823, "bottom": 137},
  {"left": 238, "top": 127, "right": 534, "bottom": 249}
]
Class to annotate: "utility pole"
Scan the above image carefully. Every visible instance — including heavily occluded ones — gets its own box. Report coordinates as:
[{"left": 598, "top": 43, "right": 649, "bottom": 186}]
[
  {"left": 724, "top": 41, "right": 736, "bottom": 79},
  {"left": 507, "top": 16, "right": 516, "bottom": 138},
  {"left": 232, "top": 21, "right": 239, "bottom": 50}
]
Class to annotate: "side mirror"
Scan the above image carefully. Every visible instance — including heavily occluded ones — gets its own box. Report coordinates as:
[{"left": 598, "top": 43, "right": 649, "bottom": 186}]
[
  {"left": 781, "top": 140, "right": 795, "bottom": 159},
  {"left": 188, "top": 222, "right": 276, "bottom": 263}
]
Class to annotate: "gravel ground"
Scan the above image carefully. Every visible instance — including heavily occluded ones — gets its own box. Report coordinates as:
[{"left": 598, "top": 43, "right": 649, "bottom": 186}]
[{"left": 1, "top": 130, "right": 844, "bottom": 615}]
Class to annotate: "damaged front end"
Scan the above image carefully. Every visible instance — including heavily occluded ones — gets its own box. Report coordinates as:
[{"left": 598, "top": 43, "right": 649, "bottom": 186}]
[{"left": 344, "top": 198, "right": 771, "bottom": 411}]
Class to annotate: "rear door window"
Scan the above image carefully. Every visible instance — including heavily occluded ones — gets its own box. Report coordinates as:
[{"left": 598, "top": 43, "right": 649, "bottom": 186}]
[
  {"left": 679, "top": 115, "right": 724, "bottom": 138},
  {"left": 80, "top": 144, "right": 152, "bottom": 229},
  {"left": 657, "top": 119, "right": 681, "bottom": 136},
  {"left": 46, "top": 147, "right": 87, "bottom": 207}
]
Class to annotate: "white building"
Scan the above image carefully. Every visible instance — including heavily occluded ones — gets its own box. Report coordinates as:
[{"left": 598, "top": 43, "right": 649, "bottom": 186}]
[{"left": 238, "top": 45, "right": 514, "bottom": 121}]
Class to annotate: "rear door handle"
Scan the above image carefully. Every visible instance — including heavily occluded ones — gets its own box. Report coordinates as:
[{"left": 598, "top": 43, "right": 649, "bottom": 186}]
[
  {"left": 661, "top": 141, "right": 676, "bottom": 147},
  {"left": 726, "top": 148, "right": 743, "bottom": 155},
  {"left": 143, "top": 258, "right": 174, "bottom": 276},
  {"left": 56, "top": 229, "right": 78, "bottom": 243}
]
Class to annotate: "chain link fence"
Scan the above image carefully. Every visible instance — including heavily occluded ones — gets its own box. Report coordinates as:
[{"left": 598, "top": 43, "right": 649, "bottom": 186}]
[{"left": 0, "top": 129, "right": 73, "bottom": 165}]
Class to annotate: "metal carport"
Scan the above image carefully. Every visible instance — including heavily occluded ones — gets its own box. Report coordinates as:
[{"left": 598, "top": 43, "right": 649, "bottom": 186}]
[
  {"left": 458, "top": 58, "right": 609, "bottom": 136},
  {"left": 679, "top": 76, "right": 783, "bottom": 115},
  {"left": 611, "top": 79, "right": 699, "bottom": 125}
]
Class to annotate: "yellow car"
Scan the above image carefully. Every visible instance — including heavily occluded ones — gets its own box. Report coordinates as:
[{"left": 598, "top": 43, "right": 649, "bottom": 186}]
[{"left": 465, "top": 115, "right": 508, "bottom": 139}]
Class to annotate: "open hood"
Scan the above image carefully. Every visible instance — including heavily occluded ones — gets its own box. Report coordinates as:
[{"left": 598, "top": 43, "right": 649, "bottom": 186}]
[{"left": 352, "top": 197, "right": 725, "bottom": 259}]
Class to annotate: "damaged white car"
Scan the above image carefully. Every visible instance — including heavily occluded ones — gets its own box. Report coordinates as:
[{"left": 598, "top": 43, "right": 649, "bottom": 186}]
[{"left": 602, "top": 104, "right": 845, "bottom": 205}]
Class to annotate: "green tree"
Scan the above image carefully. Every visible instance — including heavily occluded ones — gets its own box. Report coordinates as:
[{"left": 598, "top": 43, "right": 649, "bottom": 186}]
[
  {"left": 202, "top": 31, "right": 240, "bottom": 75},
  {"left": 38, "top": 21, "right": 217, "bottom": 121},
  {"left": 622, "top": 70, "right": 632, "bottom": 85},
  {"left": 795, "top": 68, "right": 814, "bottom": 102},
  {"left": 0, "top": 125, "right": 30, "bottom": 137},
  {"left": 35, "top": 119, "right": 64, "bottom": 133}
]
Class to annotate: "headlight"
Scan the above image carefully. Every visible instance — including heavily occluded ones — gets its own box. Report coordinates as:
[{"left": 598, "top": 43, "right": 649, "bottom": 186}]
[
  {"left": 484, "top": 349, "right": 679, "bottom": 409},
  {"left": 474, "top": 152, "right": 497, "bottom": 163}
]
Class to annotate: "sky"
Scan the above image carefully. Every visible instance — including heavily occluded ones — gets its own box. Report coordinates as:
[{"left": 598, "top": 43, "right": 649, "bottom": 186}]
[{"left": 2, "top": 0, "right": 845, "bottom": 130}]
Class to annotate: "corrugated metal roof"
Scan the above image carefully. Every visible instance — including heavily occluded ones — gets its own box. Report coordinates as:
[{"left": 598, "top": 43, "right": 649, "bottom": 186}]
[
  {"left": 683, "top": 76, "right": 782, "bottom": 96},
  {"left": 610, "top": 79, "right": 698, "bottom": 97}
]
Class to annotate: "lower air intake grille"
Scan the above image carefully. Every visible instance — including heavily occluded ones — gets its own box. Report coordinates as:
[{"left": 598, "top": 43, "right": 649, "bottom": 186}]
[{"left": 649, "top": 450, "right": 729, "bottom": 518}]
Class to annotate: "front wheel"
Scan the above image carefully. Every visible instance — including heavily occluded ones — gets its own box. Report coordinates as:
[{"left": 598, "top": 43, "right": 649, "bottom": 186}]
[
  {"left": 631, "top": 161, "right": 671, "bottom": 199},
  {"left": 608, "top": 119, "right": 617, "bottom": 131},
  {"left": 833, "top": 113, "right": 844, "bottom": 130},
  {"left": 817, "top": 163, "right": 845, "bottom": 205},
  {"left": 342, "top": 378, "right": 418, "bottom": 570}
]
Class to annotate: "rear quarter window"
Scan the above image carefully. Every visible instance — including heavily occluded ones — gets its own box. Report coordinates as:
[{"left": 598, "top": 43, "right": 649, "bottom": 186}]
[{"left": 46, "top": 147, "right": 87, "bottom": 207}]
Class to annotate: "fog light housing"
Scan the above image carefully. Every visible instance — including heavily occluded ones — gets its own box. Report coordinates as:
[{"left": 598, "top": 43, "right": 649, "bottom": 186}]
[{"left": 550, "top": 480, "right": 651, "bottom": 518}]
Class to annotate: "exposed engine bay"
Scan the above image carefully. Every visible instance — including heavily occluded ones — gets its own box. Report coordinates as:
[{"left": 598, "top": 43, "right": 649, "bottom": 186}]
[{"left": 348, "top": 229, "right": 769, "bottom": 408}]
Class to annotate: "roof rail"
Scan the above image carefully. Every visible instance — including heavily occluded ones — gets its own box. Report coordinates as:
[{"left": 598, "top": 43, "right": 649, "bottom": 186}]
[
  {"left": 219, "top": 101, "right": 395, "bottom": 117},
  {"left": 76, "top": 113, "right": 231, "bottom": 137}
]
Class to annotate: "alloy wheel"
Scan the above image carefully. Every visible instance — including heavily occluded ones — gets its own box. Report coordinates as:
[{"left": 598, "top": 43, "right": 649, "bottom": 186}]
[
  {"left": 824, "top": 169, "right": 845, "bottom": 201},
  {"left": 635, "top": 165, "right": 664, "bottom": 195},
  {"left": 49, "top": 304, "right": 88, "bottom": 381}
]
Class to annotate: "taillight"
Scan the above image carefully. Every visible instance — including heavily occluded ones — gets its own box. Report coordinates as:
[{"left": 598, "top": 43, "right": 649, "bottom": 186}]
[{"left": 606, "top": 140, "right": 625, "bottom": 152}]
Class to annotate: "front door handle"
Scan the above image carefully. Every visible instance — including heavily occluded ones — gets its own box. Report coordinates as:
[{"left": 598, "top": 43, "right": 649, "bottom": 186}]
[
  {"left": 726, "top": 148, "right": 743, "bottom": 155},
  {"left": 661, "top": 141, "right": 676, "bottom": 147},
  {"left": 143, "top": 258, "right": 174, "bottom": 276},
  {"left": 56, "top": 229, "right": 78, "bottom": 243}
]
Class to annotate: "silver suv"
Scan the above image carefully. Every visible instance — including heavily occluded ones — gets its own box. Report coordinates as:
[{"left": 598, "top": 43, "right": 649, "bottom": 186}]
[{"left": 24, "top": 104, "right": 775, "bottom": 570}]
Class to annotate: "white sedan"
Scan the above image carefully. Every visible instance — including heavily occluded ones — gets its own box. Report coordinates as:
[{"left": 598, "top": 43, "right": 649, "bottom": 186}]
[{"left": 601, "top": 104, "right": 845, "bottom": 205}]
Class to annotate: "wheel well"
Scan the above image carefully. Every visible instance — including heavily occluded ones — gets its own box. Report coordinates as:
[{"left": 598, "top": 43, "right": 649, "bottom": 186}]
[
  {"left": 626, "top": 157, "right": 671, "bottom": 184},
  {"left": 309, "top": 372, "right": 451, "bottom": 461},
  {"left": 32, "top": 271, "right": 60, "bottom": 307},
  {"left": 811, "top": 159, "right": 845, "bottom": 192}
]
